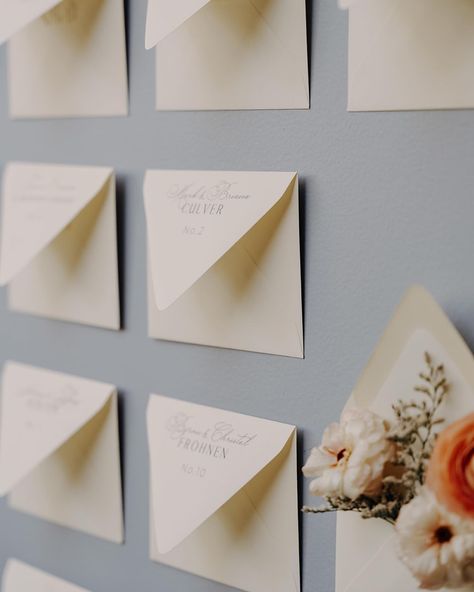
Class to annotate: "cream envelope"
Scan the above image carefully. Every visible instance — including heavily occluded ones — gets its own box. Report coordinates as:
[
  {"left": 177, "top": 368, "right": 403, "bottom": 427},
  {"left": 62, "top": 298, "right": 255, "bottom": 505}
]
[
  {"left": 145, "top": 0, "right": 309, "bottom": 110},
  {"left": 0, "top": 362, "right": 123, "bottom": 544},
  {"left": 144, "top": 170, "right": 303, "bottom": 357},
  {"left": 147, "top": 394, "right": 300, "bottom": 592},
  {"left": 2, "top": 560, "right": 90, "bottom": 592},
  {"left": 345, "top": 0, "right": 474, "bottom": 111},
  {"left": 336, "top": 285, "right": 474, "bottom": 592},
  {"left": 0, "top": 162, "right": 120, "bottom": 330},
  {"left": 1, "top": 0, "right": 128, "bottom": 119}
]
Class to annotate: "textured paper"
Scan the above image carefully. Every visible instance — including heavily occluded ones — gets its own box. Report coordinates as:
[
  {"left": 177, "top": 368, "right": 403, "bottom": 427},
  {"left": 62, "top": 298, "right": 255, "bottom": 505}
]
[
  {"left": 6, "top": 0, "right": 128, "bottom": 118},
  {"left": 0, "top": 162, "right": 120, "bottom": 329},
  {"left": 347, "top": 0, "right": 474, "bottom": 111},
  {"left": 148, "top": 394, "right": 300, "bottom": 592},
  {"left": 336, "top": 286, "right": 474, "bottom": 592},
  {"left": 0, "top": 362, "right": 123, "bottom": 543},
  {"left": 146, "top": 0, "right": 309, "bottom": 110},
  {"left": 144, "top": 170, "right": 303, "bottom": 357},
  {"left": 2, "top": 560, "right": 90, "bottom": 592}
]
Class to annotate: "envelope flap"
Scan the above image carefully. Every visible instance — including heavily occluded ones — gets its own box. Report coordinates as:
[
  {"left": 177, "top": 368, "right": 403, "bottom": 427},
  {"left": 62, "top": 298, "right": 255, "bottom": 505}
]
[
  {"left": 3, "top": 560, "right": 90, "bottom": 592},
  {"left": 352, "top": 285, "right": 474, "bottom": 411},
  {"left": 144, "top": 170, "right": 297, "bottom": 311},
  {"left": 147, "top": 394, "right": 295, "bottom": 554},
  {"left": 0, "top": 0, "right": 63, "bottom": 45},
  {"left": 0, "top": 163, "right": 113, "bottom": 286},
  {"left": 145, "top": 0, "right": 211, "bottom": 48},
  {"left": 0, "top": 362, "right": 115, "bottom": 495}
]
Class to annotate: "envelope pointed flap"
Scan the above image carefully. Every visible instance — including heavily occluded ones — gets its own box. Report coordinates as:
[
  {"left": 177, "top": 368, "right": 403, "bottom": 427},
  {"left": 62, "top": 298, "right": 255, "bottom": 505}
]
[
  {"left": 144, "top": 170, "right": 297, "bottom": 311},
  {"left": 147, "top": 394, "right": 295, "bottom": 554},
  {"left": 0, "top": 163, "right": 113, "bottom": 286},
  {"left": 0, "top": 362, "right": 115, "bottom": 495},
  {"left": 0, "top": 0, "right": 63, "bottom": 45},
  {"left": 145, "top": 0, "right": 211, "bottom": 48},
  {"left": 352, "top": 285, "right": 474, "bottom": 414}
]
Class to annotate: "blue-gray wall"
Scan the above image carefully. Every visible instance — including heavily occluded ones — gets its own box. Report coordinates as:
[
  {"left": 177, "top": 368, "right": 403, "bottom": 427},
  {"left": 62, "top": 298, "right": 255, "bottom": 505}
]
[{"left": 1, "top": 1, "right": 474, "bottom": 591}]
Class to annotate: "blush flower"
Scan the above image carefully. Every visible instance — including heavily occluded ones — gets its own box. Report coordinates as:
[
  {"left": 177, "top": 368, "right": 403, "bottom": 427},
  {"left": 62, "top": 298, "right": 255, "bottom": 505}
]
[
  {"left": 427, "top": 413, "right": 474, "bottom": 521},
  {"left": 396, "top": 488, "right": 474, "bottom": 590},
  {"left": 302, "top": 408, "right": 394, "bottom": 500}
]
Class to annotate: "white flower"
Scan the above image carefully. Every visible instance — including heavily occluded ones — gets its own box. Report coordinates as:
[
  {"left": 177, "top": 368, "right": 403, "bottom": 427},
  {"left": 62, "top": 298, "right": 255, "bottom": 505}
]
[
  {"left": 396, "top": 488, "right": 474, "bottom": 590},
  {"left": 302, "top": 408, "right": 394, "bottom": 500}
]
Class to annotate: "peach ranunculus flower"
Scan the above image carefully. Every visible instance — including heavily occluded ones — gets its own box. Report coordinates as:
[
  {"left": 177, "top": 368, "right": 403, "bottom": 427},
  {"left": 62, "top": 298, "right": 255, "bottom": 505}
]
[{"left": 426, "top": 412, "right": 474, "bottom": 521}]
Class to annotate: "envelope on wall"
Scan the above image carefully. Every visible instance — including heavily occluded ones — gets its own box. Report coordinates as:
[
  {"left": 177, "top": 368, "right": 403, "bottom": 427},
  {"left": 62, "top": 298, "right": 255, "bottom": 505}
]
[
  {"left": 336, "top": 285, "right": 474, "bottom": 592},
  {"left": 145, "top": 0, "right": 309, "bottom": 111},
  {"left": 0, "top": 362, "right": 123, "bottom": 544},
  {"left": 147, "top": 394, "right": 300, "bottom": 592},
  {"left": 0, "top": 162, "right": 120, "bottom": 330},
  {"left": 2, "top": 559, "right": 90, "bottom": 592},
  {"left": 345, "top": 0, "right": 474, "bottom": 111},
  {"left": 144, "top": 170, "right": 303, "bottom": 357},
  {"left": 0, "top": 0, "right": 128, "bottom": 119}
]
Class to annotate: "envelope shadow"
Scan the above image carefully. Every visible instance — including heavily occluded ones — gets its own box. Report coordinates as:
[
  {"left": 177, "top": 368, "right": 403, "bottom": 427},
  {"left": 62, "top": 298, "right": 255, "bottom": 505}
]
[
  {"left": 116, "top": 176, "right": 127, "bottom": 328},
  {"left": 210, "top": 178, "right": 295, "bottom": 300}
]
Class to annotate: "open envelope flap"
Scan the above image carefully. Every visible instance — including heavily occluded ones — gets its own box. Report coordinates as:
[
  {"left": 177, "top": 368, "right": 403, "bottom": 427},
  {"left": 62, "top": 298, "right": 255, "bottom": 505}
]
[
  {"left": 145, "top": 0, "right": 211, "bottom": 48},
  {"left": 336, "top": 285, "right": 474, "bottom": 592},
  {"left": 0, "top": 163, "right": 113, "bottom": 286},
  {"left": 144, "top": 170, "right": 297, "bottom": 311},
  {"left": 147, "top": 394, "right": 296, "bottom": 554},
  {"left": 3, "top": 560, "right": 90, "bottom": 592},
  {"left": 0, "top": 362, "right": 115, "bottom": 496},
  {"left": 351, "top": 285, "right": 474, "bottom": 411},
  {"left": 0, "top": 0, "right": 64, "bottom": 45}
]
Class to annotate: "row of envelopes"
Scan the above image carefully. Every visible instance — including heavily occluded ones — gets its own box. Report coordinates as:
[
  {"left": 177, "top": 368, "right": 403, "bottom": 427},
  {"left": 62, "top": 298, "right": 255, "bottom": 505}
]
[
  {"left": 0, "top": 163, "right": 304, "bottom": 359},
  {"left": 3, "top": 0, "right": 474, "bottom": 117},
  {"left": 2, "top": 286, "right": 474, "bottom": 592},
  {"left": 0, "top": 361, "right": 299, "bottom": 592}
]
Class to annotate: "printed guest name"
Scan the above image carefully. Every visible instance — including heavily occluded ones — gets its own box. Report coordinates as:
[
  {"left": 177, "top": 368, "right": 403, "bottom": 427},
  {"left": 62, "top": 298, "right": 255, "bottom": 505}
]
[{"left": 177, "top": 437, "right": 227, "bottom": 460}]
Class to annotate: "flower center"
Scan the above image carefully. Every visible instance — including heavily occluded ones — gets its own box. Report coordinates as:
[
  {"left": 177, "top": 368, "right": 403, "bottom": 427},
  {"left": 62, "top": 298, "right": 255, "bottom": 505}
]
[
  {"left": 337, "top": 448, "right": 351, "bottom": 465},
  {"left": 434, "top": 526, "right": 453, "bottom": 545}
]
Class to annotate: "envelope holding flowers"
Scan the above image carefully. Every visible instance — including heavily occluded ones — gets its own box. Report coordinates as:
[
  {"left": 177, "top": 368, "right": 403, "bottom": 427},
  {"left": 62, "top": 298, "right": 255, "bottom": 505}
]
[
  {"left": 303, "top": 285, "right": 474, "bottom": 591},
  {"left": 343, "top": 0, "right": 474, "bottom": 111}
]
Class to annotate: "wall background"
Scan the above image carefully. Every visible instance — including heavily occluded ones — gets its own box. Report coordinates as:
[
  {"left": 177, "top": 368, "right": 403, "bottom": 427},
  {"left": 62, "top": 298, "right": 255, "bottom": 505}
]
[{"left": 1, "top": 1, "right": 474, "bottom": 591}]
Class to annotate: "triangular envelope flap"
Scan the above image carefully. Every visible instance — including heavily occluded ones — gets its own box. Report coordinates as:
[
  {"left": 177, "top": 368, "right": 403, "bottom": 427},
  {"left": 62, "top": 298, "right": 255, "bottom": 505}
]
[
  {"left": 352, "top": 285, "right": 474, "bottom": 410},
  {"left": 0, "top": 0, "right": 63, "bottom": 45},
  {"left": 144, "top": 170, "right": 297, "bottom": 311},
  {"left": 0, "top": 163, "right": 113, "bottom": 286},
  {"left": 147, "top": 394, "right": 295, "bottom": 554},
  {"left": 3, "top": 559, "right": 90, "bottom": 592},
  {"left": 145, "top": 0, "right": 211, "bottom": 48},
  {"left": 0, "top": 362, "right": 115, "bottom": 495}
]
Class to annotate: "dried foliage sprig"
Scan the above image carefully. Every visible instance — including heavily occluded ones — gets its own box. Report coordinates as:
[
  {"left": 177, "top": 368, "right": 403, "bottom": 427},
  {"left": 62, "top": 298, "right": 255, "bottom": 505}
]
[{"left": 303, "top": 353, "right": 449, "bottom": 525}]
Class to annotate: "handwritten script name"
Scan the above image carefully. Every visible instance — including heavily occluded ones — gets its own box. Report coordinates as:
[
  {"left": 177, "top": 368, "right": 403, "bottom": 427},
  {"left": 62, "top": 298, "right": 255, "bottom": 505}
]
[
  {"left": 166, "top": 412, "right": 257, "bottom": 461},
  {"left": 167, "top": 181, "right": 250, "bottom": 216}
]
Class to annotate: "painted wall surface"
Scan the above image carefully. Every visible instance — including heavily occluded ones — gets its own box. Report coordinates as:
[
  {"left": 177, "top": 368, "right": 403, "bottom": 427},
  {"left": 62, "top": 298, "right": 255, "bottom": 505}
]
[{"left": 1, "top": 1, "right": 474, "bottom": 591}]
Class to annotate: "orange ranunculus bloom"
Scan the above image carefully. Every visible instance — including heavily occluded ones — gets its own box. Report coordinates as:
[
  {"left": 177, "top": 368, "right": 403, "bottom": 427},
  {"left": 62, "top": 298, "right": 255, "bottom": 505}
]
[{"left": 427, "top": 413, "right": 474, "bottom": 520}]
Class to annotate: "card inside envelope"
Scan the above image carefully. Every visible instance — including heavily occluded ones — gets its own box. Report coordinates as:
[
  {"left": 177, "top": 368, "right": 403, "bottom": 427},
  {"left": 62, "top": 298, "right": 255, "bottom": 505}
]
[
  {"left": 0, "top": 362, "right": 123, "bottom": 543},
  {"left": 0, "top": 162, "right": 120, "bottom": 329},
  {"left": 147, "top": 394, "right": 300, "bottom": 592},
  {"left": 144, "top": 170, "right": 303, "bottom": 357},
  {"left": 336, "top": 285, "right": 474, "bottom": 592}
]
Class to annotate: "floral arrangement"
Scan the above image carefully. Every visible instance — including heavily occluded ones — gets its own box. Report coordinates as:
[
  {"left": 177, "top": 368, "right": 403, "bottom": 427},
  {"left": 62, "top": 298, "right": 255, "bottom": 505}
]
[{"left": 303, "top": 353, "right": 474, "bottom": 590}]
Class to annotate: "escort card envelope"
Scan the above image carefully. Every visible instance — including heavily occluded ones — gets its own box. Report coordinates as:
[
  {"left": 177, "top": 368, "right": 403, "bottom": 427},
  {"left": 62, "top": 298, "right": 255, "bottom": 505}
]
[
  {"left": 2, "top": 560, "right": 90, "bottom": 592},
  {"left": 0, "top": 0, "right": 128, "bottom": 119},
  {"left": 147, "top": 394, "right": 300, "bottom": 592},
  {"left": 346, "top": 0, "right": 474, "bottom": 111},
  {"left": 0, "top": 163, "right": 120, "bottom": 330},
  {"left": 145, "top": 0, "right": 309, "bottom": 110},
  {"left": 0, "top": 362, "right": 123, "bottom": 543},
  {"left": 336, "top": 285, "right": 474, "bottom": 592},
  {"left": 144, "top": 170, "right": 303, "bottom": 357}
]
